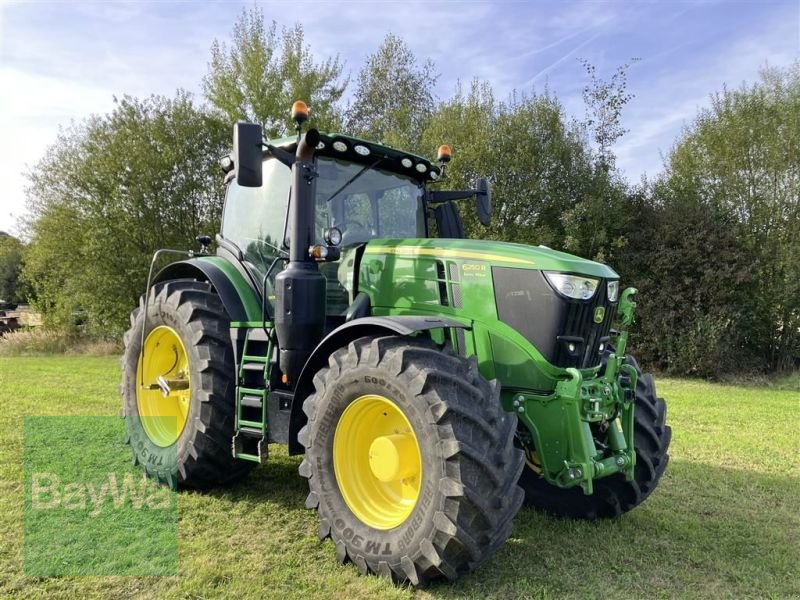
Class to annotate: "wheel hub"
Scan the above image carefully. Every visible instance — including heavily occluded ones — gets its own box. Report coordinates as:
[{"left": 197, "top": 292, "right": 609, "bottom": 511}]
[
  {"left": 136, "top": 325, "right": 191, "bottom": 447},
  {"left": 368, "top": 433, "right": 418, "bottom": 482},
  {"left": 333, "top": 394, "right": 422, "bottom": 530}
]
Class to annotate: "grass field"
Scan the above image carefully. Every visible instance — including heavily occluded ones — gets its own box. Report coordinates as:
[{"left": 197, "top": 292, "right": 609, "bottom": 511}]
[{"left": 1, "top": 356, "right": 798, "bottom": 599}]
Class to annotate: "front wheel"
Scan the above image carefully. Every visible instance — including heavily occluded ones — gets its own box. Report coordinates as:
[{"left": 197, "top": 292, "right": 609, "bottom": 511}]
[
  {"left": 120, "top": 280, "right": 254, "bottom": 489},
  {"left": 299, "top": 336, "right": 524, "bottom": 586},
  {"left": 518, "top": 357, "right": 671, "bottom": 519}
]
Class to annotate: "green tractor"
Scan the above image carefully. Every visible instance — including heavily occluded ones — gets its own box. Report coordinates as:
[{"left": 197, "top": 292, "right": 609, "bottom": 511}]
[{"left": 121, "top": 102, "right": 670, "bottom": 585}]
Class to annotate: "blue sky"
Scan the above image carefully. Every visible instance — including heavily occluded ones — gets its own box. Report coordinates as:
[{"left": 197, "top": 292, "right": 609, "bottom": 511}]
[{"left": 1, "top": 0, "right": 798, "bottom": 235}]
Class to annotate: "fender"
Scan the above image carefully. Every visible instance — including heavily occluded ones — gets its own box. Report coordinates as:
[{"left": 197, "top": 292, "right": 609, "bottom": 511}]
[
  {"left": 153, "top": 256, "right": 262, "bottom": 323},
  {"left": 287, "top": 315, "right": 471, "bottom": 455}
]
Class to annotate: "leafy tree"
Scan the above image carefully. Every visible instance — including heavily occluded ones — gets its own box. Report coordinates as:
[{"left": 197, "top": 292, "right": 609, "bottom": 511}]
[
  {"left": 23, "top": 93, "right": 226, "bottom": 333},
  {"left": 487, "top": 92, "right": 596, "bottom": 247},
  {"left": 634, "top": 62, "right": 800, "bottom": 373},
  {"left": 0, "top": 232, "right": 27, "bottom": 304},
  {"left": 580, "top": 59, "right": 637, "bottom": 169},
  {"left": 422, "top": 81, "right": 624, "bottom": 256},
  {"left": 420, "top": 80, "right": 495, "bottom": 234},
  {"left": 204, "top": 7, "right": 347, "bottom": 137},
  {"left": 559, "top": 168, "right": 631, "bottom": 264},
  {"left": 346, "top": 33, "right": 437, "bottom": 149},
  {"left": 557, "top": 60, "right": 639, "bottom": 264}
]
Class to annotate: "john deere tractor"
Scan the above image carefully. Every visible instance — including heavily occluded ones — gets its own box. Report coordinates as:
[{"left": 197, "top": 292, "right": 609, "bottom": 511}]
[{"left": 121, "top": 101, "right": 670, "bottom": 585}]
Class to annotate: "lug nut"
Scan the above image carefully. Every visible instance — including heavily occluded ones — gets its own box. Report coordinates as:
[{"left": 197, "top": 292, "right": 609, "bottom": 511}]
[{"left": 616, "top": 456, "right": 626, "bottom": 467}]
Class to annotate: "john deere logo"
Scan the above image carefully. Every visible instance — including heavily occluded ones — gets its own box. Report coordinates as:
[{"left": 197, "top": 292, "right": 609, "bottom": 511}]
[{"left": 593, "top": 307, "right": 606, "bottom": 323}]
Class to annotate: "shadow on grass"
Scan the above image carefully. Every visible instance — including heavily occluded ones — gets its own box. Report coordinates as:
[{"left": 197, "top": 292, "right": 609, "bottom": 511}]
[
  {"left": 191, "top": 445, "right": 306, "bottom": 510},
  {"left": 179, "top": 452, "right": 799, "bottom": 597},
  {"left": 426, "top": 459, "right": 800, "bottom": 598}
]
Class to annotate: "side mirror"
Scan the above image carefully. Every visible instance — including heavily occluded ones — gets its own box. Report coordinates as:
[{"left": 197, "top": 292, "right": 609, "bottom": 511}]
[
  {"left": 233, "top": 122, "right": 263, "bottom": 187},
  {"left": 475, "top": 177, "right": 491, "bottom": 227}
]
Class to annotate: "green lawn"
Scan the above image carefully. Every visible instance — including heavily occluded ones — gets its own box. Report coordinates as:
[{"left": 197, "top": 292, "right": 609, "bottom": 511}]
[{"left": 1, "top": 356, "right": 798, "bottom": 599}]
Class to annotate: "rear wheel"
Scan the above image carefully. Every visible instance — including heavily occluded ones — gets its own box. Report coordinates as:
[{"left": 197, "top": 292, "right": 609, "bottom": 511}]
[
  {"left": 518, "top": 358, "right": 671, "bottom": 518},
  {"left": 299, "top": 335, "right": 524, "bottom": 585},
  {"left": 120, "top": 280, "right": 254, "bottom": 489}
]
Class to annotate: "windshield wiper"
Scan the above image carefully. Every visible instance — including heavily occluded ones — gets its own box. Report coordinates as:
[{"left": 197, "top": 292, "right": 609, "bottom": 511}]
[{"left": 323, "top": 156, "right": 383, "bottom": 204}]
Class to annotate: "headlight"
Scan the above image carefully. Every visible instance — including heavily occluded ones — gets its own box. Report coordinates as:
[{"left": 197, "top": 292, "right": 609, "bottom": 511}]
[
  {"left": 607, "top": 280, "right": 619, "bottom": 302},
  {"left": 543, "top": 272, "right": 599, "bottom": 300},
  {"left": 323, "top": 227, "right": 342, "bottom": 246}
]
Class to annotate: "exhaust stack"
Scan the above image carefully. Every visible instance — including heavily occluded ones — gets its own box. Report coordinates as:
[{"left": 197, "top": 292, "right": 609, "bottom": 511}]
[{"left": 274, "top": 128, "right": 327, "bottom": 383}]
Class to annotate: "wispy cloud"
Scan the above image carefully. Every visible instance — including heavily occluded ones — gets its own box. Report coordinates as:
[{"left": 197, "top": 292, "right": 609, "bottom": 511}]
[
  {"left": 522, "top": 30, "right": 604, "bottom": 88},
  {"left": 614, "top": 1, "right": 799, "bottom": 179}
]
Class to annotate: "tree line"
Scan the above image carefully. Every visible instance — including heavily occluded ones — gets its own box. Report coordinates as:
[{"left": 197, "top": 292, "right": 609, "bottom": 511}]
[{"left": 3, "top": 7, "right": 797, "bottom": 377}]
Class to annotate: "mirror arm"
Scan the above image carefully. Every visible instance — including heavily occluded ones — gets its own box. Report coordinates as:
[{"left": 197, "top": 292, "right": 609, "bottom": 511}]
[
  {"left": 428, "top": 190, "right": 476, "bottom": 204},
  {"left": 264, "top": 144, "right": 296, "bottom": 168}
]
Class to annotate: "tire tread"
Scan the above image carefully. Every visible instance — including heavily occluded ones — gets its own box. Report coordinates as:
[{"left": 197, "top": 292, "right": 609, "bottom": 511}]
[
  {"left": 120, "top": 280, "right": 254, "bottom": 489},
  {"left": 299, "top": 335, "right": 525, "bottom": 586}
]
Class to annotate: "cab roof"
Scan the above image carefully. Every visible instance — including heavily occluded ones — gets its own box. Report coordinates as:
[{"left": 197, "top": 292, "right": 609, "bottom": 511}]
[{"left": 266, "top": 132, "right": 442, "bottom": 184}]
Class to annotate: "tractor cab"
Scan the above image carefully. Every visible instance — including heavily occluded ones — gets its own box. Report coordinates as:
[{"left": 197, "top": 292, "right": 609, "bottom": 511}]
[
  {"left": 220, "top": 136, "right": 429, "bottom": 285},
  {"left": 218, "top": 129, "right": 488, "bottom": 329}
]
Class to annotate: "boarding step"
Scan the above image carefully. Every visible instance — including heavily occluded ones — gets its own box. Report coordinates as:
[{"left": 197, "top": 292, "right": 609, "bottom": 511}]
[
  {"left": 232, "top": 427, "right": 267, "bottom": 463},
  {"left": 240, "top": 394, "right": 263, "bottom": 409},
  {"left": 245, "top": 327, "right": 271, "bottom": 342},
  {"left": 240, "top": 360, "right": 268, "bottom": 388},
  {"left": 237, "top": 426, "right": 265, "bottom": 437},
  {"left": 242, "top": 361, "right": 267, "bottom": 371}
]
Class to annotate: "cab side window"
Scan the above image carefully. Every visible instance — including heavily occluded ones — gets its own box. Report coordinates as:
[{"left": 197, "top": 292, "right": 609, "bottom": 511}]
[{"left": 221, "top": 158, "right": 291, "bottom": 281}]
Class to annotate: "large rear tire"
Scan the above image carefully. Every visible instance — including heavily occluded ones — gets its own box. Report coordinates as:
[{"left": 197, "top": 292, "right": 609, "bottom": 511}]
[
  {"left": 120, "top": 280, "right": 254, "bottom": 489},
  {"left": 518, "top": 360, "right": 671, "bottom": 519},
  {"left": 299, "top": 335, "right": 524, "bottom": 586}
]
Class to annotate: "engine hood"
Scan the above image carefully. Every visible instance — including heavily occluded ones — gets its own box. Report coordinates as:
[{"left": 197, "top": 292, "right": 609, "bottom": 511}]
[{"left": 362, "top": 238, "right": 618, "bottom": 279}]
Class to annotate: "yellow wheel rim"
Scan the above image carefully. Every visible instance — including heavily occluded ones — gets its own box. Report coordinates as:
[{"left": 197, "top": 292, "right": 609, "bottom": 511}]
[
  {"left": 333, "top": 394, "right": 422, "bottom": 530},
  {"left": 136, "top": 325, "right": 191, "bottom": 447}
]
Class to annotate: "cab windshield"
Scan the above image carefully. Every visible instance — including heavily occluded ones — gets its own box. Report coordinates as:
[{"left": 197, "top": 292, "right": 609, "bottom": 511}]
[
  {"left": 221, "top": 156, "right": 426, "bottom": 279},
  {"left": 313, "top": 157, "right": 426, "bottom": 246}
]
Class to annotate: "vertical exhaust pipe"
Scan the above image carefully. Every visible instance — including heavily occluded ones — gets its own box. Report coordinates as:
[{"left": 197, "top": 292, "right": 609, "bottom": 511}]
[{"left": 274, "top": 129, "right": 326, "bottom": 383}]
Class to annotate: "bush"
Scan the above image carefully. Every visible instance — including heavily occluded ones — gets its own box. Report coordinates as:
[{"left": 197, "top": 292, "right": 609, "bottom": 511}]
[
  {"left": 0, "top": 329, "right": 121, "bottom": 357},
  {"left": 617, "top": 195, "right": 758, "bottom": 378},
  {"left": 637, "top": 64, "right": 800, "bottom": 375}
]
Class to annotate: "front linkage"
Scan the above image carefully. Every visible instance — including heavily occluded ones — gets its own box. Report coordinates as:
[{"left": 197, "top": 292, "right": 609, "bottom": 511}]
[{"left": 511, "top": 287, "right": 640, "bottom": 494}]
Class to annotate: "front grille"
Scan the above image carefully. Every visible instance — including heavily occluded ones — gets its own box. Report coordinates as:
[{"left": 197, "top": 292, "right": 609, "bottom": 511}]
[
  {"left": 554, "top": 280, "right": 614, "bottom": 368},
  {"left": 492, "top": 267, "right": 615, "bottom": 369}
]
